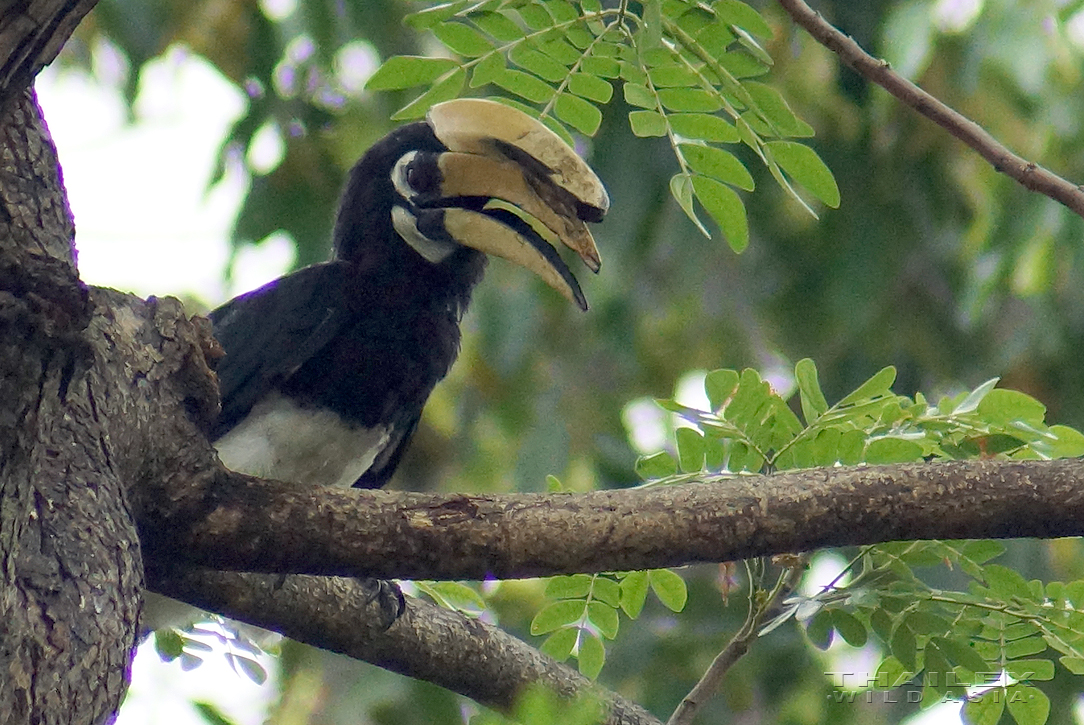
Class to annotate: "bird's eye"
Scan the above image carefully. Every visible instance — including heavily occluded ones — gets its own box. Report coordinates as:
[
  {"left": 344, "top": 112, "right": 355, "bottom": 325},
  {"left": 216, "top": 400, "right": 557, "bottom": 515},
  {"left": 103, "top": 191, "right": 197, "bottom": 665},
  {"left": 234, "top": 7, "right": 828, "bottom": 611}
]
[
  {"left": 391, "top": 151, "right": 441, "bottom": 201},
  {"left": 406, "top": 164, "right": 423, "bottom": 191}
]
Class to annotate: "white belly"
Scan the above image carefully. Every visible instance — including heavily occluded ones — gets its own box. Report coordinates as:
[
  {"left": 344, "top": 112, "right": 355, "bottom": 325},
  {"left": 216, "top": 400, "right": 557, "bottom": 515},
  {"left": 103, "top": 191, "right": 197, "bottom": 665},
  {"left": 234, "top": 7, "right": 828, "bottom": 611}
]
[{"left": 213, "top": 392, "right": 390, "bottom": 488}]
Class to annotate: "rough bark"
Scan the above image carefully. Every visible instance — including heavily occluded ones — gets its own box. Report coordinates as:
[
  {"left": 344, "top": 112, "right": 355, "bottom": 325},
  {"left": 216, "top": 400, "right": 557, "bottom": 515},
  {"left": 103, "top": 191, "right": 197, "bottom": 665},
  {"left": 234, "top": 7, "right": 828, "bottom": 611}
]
[
  {"left": 139, "top": 457, "right": 1084, "bottom": 581},
  {"left": 0, "top": 0, "right": 98, "bottom": 101},
  {"left": 0, "top": 88, "right": 140, "bottom": 725},
  {"left": 151, "top": 568, "right": 661, "bottom": 725}
]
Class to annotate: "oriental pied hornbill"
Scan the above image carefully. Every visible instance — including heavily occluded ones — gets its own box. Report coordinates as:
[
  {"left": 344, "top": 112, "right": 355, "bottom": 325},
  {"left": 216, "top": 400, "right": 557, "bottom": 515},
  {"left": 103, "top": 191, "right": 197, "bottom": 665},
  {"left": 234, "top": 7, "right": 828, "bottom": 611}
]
[
  {"left": 142, "top": 100, "right": 606, "bottom": 635},
  {"left": 209, "top": 99, "right": 608, "bottom": 491}
]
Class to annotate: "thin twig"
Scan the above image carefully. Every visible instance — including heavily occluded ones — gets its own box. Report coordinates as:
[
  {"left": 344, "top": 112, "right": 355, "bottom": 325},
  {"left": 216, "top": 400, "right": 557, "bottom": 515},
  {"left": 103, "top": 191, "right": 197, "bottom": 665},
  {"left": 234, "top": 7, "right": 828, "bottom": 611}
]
[
  {"left": 776, "top": 0, "right": 1084, "bottom": 219},
  {"left": 666, "top": 561, "right": 806, "bottom": 725}
]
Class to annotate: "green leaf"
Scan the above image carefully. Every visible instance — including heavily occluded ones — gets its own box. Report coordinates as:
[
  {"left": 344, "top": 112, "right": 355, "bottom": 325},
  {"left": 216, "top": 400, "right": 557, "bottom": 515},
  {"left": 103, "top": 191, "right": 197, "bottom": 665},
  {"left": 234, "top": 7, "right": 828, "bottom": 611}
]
[
  {"left": 695, "top": 21, "right": 738, "bottom": 58},
  {"left": 192, "top": 703, "right": 234, "bottom": 725},
  {"left": 623, "top": 82, "right": 656, "bottom": 109},
  {"left": 470, "top": 52, "right": 506, "bottom": 88},
  {"left": 806, "top": 608, "right": 833, "bottom": 649},
  {"left": 566, "top": 25, "right": 595, "bottom": 50},
  {"left": 670, "top": 173, "right": 710, "bottom": 236},
  {"left": 1005, "top": 683, "right": 1050, "bottom": 725},
  {"left": 658, "top": 87, "right": 724, "bottom": 112},
  {"left": 392, "top": 69, "right": 467, "bottom": 120},
  {"left": 714, "top": 0, "right": 773, "bottom": 39},
  {"left": 954, "top": 377, "right": 1001, "bottom": 414},
  {"left": 705, "top": 369, "right": 740, "bottom": 410},
  {"left": 586, "top": 601, "right": 620, "bottom": 639},
  {"left": 675, "top": 426, "right": 706, "bottom": 471},
  {"left": 469, "top": 10, "right": 525, "bottom": 41},
  {"left": 839, "top": 367, "right": 897, "bottom": 406},
  {"left": 568, "top": 72, "right": 613, "bottom": 102},
  {"left": 427, "top": 581, "right": 486, "bottom": 611},
  {"left": 733, "top": 27, "right": 775, "bottom": 68},
  {"left": 962, "top": 540, "right": 1006, "bottom": 566},
  {"left": 493, "top": 68, "right": 555, "bottom": 103},
  {"left": 619, "top": 571, "right": 649, "bottom": 618},
  {"left": 869, "top": 608, "right": 894, "bottom": 645},
  {"left": 555, "top": 93, "right": 601, "bottom": 135},
  {"left": 540, "top": 627, "right": 578, "bottom": 660},
  {"left": 546, "top": 574, "right": 593, "bottom": 599},
  {"left": 542, "top": 0, "right": 579, "bottom": 24},
  {"left": 864, "top": 437, "right": 923, "bottom": 464},
  {"left": 405, "top": 1, "right": 467, "bottom": 30},
  {"left": 743, "top": 83, "right": 811, "bottom": 137},
  {"left": 676, "top": 6, "right": 716, "bottom": 36},
  {"left": 577, "top": 632, "right": 606, "bottom": 678},
  {"left": 935, "top": 637, "right": 990, "bottom": 677},
  {"left": 1043, "top": 425, "right": 1084, "bottom": 457},
  {"left": 764, "top": 140, "right": 840, "bottom": 207},
  {"left": 1006, "top": 659, "right": 1055, "bottom": 682},
  {"left": 794, "top": 358, "right": 827, "bottom": 423},
  {"left": 629, "top": 110, "right": 668, "bottom": 137},
  {"left": 977, "top": 389, "right": 1047, "bottom": 426},
  {"left": 983, "top": 564, "right": 1034, "bottom": 601},
  {"left": 923, "top": 640, "right": 954, "bottom": 694},
  {"left": 906, "top": 611, "right": 950, "bottom": 635},
  {"left": 635, "top": 451, "right": 677, "bottom": 479},
  {"left": 649, "top": 569, "right": 688, "bottom": 611},
  {"left": 719, "top": 51, "right": 772, "bottom": 80},
  {"left": 433, "top": 22, "right": 495, "bottom": 57},
  {"left": 1059, "top": 656, "right": 1084, "bottom": 674},
  {"left": 680, "top": 144, "right": 754, "bottom": 190},
  {"left": 874, "top": 656, "right": 912, "bottom": 689},
  {"left": 581, "top": 56, "right": 620, "bottom": 78},
  {"left": 891, "top": 624, "right": 917, "bottom": 671},
  {"left": 690, "top": 176, "right": 748, "bottom": 252},
  {"left": 227, "top": 653, "right": 268, "bottom": 685},
  {"left": 531, "top": 600, "right": 586, "bottom": 634},
  {"left": 964, "top": 689, "right": 1007, "bottom": 725},
  {"left": 509, "top": 44, "right": 568, "bottom": 82},
  {"left": 648, "top": 64, "right": 699, "bottom": 88},
  {"left": 153, "top": 629, "right": 185, "bottom": 659},
  {"left": 517, "top": 3, "right": 554, "bottom": 30},
  {"left": 832, "top": 610, "right": 868, "bottom": 648},
  {"left": 669, "top": 112, "right": 740, "bottom": 143},
  {"left": 1004, "top": 636, "right": 1047, "bottom": 659},
  {"left": 591, "top": 577, "right": 622, "bottom": 607},
  {"left": 366, "top": 56, "right": 461, "bottom": 90}
]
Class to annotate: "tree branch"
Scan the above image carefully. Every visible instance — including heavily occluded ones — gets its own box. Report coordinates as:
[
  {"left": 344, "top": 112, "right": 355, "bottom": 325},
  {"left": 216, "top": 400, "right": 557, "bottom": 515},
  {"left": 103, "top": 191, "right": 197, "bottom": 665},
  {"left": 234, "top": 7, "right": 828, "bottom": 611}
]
[
  {"left": 0, "top": 0, "right": 98, "bottom": 106},
  {"left": 667, "top": 561, "right": 804, "bottom": 725},
  {"left": 147, "top": 567, "right": 662, "bottom": 725},
  {"left": 776, "top": 0, "right": 1084, "bottom": 219},
  {"left": 140, "top": 457, "right": 1084, "bottom": 581}
]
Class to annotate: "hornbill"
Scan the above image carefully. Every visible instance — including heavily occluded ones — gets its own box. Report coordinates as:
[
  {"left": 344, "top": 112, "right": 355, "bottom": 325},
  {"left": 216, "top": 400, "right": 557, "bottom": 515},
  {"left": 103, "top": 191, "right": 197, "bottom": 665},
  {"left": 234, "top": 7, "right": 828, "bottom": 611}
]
[
  {"left": 144, "top": 99, "right": 607, "bottom": 634},
  {"left": 209, "top": 98, "right": 608, "bottom": 490}
]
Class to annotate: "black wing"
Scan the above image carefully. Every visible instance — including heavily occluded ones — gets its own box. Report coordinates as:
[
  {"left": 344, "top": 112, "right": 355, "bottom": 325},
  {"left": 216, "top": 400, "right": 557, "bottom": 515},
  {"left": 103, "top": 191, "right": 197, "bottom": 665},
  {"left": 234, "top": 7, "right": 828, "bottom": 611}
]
[{"left": 208, "top": 262, "right": 354, "bottom": 440}]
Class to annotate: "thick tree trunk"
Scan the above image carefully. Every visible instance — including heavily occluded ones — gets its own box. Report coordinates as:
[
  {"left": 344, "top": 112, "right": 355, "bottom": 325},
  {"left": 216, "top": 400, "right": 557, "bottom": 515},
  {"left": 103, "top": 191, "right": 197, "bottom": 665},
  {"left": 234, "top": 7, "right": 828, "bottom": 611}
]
[{"left": 0, "top": 88, "right": 140, "bottom": 725}]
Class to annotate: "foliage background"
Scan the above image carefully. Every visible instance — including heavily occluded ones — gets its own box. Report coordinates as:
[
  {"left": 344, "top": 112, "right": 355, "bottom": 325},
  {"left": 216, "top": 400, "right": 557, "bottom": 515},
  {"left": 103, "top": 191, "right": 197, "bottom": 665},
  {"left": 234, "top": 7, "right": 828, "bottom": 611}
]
[{"left": 53, "top": 0, "right": 1084, "bottom": 722}]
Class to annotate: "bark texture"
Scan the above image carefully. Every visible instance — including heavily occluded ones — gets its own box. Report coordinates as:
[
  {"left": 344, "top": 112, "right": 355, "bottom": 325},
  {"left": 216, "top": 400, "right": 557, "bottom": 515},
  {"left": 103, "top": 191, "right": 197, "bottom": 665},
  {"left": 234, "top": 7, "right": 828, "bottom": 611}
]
[
  {"left": 151, "top": 568, "right": 661, "bottom": 725},
  {"left": 0, "top": 89, "right": 140, "bottom": 725},
  {"left": 139, "top": 457, "right": 1084, "bottom": 581},
  {"left": 0, "top": 0, "right": 98, "bottom": 99}
]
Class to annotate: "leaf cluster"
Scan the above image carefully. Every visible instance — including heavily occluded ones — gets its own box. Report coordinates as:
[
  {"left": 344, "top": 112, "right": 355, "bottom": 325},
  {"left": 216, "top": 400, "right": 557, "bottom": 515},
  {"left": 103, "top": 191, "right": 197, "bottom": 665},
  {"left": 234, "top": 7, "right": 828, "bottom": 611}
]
[
  {"left": 366, "top": 0, "right": 839, "bottom": 252},
  {"left": 774, "top": 536, "right": 1084, "bottom": 725},
  {"left": 529, "top": 570, "right": 687, "bottom": 678},
  {"left": 636, "top": 359, "right": 1084, "bottom": 480},
  {"left": 153, "top": 621, "right": 269, "bottom": 685}
]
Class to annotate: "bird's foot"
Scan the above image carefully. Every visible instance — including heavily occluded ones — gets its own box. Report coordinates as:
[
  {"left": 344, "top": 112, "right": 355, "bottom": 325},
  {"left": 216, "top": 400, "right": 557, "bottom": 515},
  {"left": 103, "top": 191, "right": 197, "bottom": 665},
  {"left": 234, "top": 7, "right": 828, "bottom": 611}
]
[{"left": 361, "top": 578, "right": 405, "bottom": 630}]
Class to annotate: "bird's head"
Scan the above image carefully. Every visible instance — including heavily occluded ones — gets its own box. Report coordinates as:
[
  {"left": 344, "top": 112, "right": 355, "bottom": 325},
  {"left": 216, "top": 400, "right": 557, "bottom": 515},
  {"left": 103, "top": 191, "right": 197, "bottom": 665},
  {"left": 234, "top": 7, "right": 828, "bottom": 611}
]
[{"left": 333, "top": 99, "right": 609, "bottom": 310}]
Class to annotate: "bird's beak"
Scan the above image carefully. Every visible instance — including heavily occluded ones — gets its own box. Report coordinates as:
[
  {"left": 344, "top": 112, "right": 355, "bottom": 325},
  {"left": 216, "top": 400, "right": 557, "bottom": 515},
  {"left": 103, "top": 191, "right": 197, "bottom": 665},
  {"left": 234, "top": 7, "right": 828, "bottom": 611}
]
[{"left": 414, "top": 98, "right": 608, "bottom": 309}]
